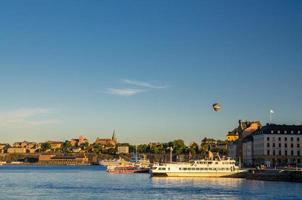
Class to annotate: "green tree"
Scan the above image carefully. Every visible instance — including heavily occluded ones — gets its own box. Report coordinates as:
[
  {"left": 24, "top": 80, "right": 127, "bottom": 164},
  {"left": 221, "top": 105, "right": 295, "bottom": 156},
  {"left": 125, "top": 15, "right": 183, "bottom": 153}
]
[
  {"left": 62, "top": 141, "right": 72, "bottom": 153},
  {"left": 169, "top": 139, "right": 186, "bottom": 154},
  {"left": 41, "top": 142, "right": 51, "bottom": 152},
  {"left": 79, "top": 142, "right": 89, "bottom": 151}
]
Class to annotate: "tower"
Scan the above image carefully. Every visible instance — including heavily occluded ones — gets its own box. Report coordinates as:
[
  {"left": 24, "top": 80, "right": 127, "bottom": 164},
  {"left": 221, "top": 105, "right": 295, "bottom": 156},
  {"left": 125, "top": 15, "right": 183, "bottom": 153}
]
[{"left": 112, "top": 130, "right": 117, "bottom": 143}]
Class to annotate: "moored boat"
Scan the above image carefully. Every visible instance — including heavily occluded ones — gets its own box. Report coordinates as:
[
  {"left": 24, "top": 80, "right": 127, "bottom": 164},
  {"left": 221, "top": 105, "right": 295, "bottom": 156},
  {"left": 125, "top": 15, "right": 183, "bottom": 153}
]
[
  {"left": 107, "top": 165, "right": 149, "bottom": 174},
  {"left": 150, "top": 157, "right": 243, "bottom": 177}
]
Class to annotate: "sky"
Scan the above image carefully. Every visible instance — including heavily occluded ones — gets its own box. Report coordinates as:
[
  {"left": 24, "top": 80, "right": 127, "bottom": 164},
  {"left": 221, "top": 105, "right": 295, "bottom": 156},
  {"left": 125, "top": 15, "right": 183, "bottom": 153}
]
[{"left": 0, "top": 0, "right": 302, "bottom": 144}]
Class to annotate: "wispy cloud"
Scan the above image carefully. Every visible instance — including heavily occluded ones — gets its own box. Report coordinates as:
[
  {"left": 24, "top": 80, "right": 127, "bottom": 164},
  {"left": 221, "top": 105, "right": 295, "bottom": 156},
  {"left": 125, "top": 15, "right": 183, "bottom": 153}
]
[
  {"left": 0, "top": 108, "right": 58, "bottom": 127},
  {"left": 122, "top": 79, "right": 168, "bottom": 89},
  {"left": 105, "top": 88, "right": 145, "bottom": 96},
  {"left": 104, "top": 79, "right": 168, "bottom": 97}
]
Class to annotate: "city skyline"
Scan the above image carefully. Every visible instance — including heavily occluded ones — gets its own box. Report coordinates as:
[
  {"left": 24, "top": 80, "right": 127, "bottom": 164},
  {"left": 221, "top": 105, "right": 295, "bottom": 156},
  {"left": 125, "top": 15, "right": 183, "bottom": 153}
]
[{"left": 0, "top": 0, "right": 302, "bottom": 144}]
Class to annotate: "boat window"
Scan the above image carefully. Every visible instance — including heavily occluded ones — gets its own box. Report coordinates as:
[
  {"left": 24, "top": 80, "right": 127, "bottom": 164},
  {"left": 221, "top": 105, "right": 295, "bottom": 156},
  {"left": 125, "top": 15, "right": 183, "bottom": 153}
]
[
  {"left": 183, "top": 168, "right": 187, "bottom": 170},
  {"left": 208, "top": 162, "right": 212, "bottom": 164},
  {"left": 168, "top": 168, "right": 170, "bottom": 170},
  {"left": 179, "top": 168, "right": 181, "bottom": 170},
  {"left": 152, "top": 167, "right": 157, "bottom": 170},
  {"left": 192, "top": 168, "right": 195, "bottom": 170},
  {"left": 215, "top": 162, "right": 218, "bottom": 164}
]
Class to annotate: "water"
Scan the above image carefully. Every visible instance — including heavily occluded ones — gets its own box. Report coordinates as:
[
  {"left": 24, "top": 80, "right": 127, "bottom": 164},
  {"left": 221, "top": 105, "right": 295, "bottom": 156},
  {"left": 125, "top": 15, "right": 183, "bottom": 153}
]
[{"left": 0, "top": 165, "right": 301, "bottom": 200}]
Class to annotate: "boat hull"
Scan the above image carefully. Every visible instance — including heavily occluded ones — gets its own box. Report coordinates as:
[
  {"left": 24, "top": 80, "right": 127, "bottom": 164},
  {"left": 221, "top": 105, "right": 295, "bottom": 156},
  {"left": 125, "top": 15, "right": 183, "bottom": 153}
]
[{"left": 151, "top": 171, "right": 241, "bottom": 177}]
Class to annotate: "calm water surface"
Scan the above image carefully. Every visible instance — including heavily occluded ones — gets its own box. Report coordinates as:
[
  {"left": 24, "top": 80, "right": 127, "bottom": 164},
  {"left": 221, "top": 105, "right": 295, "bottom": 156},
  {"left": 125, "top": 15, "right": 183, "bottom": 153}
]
[{"left": 0, "top": 165, "right": 301, "bottom": 200}]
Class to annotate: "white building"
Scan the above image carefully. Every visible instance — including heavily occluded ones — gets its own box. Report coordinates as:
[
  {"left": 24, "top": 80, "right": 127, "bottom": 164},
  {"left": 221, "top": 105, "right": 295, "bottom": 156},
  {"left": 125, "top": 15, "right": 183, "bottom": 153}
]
[
  {"left": 242, "top": 124, "right": 302, "bottom": 167},
  {"left": 118, "top": 146, "right": 129, "bottom": 154}
]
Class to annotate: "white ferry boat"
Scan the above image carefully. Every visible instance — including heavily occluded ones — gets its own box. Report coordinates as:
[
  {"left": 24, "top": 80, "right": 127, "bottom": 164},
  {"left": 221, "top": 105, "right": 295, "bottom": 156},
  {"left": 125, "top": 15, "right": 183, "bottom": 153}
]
[{"left": 151, "top": 157, "right": 242, "bottom": 177}]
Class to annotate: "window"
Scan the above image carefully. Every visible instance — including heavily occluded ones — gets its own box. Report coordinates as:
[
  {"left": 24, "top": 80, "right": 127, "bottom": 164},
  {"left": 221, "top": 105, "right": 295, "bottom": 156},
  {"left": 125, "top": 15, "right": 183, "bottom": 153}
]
[
  {"left": 273, "top": 150, "right": 275, "bottom": 156},
  {"left": 285, "top": 137, "right": 287, "bottom": 141},
  {"left": 279, "top": 150, "right": 281, "bottom": 156},
  {"left": 267, "top": 137, "right": 270, "bottom": 141},
  {"left": 284, "top": 131, "right": 287, "bottom": 134},
  {"left": 298, "top": 137, "right": 300, "bottom": 141},
  {"left": 291, "top": 151, "right": 294, "bottom": 156},
  {"left": 271, "top": 130, "right": 274, "bottom": 134},
  {"left": 297, "top": 144, "right": 300, "bottom": 148},
  {"left": 278, "top": 137, "right": 281, "bottom": 141},
  {"left": 267, "top": 143, "right": 270, "bottom": 147},
  {"left": 279, "top": 143, "right": 281, "bottom": 148},
  {"left": 298, "top": 151, "right": 300, "bottom": 156},
  {"left": 291, "top": 137, "right": 294, "bottom": 141},
  {"left": 285, "top": 150, "right": 287, "bottom": 156},
  {"left": 267, "top": 150, "right": 270, "bottom": 155},
  {"left": 285, "top": 143, "right": 287, "bottom": 148},
  {"left": 298, "top": 130, "right": 301, "bottom": 134},
  {"left": 291, "top": 130, "right": 294, "bottom": 134},
  {"left": 278, "top": 130, "right": 280, "bottom": 134},
  {"left": 273, "top": 143, "right": 275, "bottom": 148},
  {"left": 291, "top": 143, "right": 294, "bottom": 148}
]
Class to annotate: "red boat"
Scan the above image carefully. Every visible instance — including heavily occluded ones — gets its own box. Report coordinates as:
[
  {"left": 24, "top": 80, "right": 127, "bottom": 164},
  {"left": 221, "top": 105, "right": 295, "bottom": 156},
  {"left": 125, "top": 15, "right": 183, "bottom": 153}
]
[{"left": 107, "top": 165, "right": 149, "bottom": 174}]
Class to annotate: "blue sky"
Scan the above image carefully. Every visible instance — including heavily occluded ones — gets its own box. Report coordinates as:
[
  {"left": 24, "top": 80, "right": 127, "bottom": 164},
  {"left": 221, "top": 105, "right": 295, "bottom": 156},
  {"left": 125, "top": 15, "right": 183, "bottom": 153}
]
[{"left": 0, "top": 0, "right": 301, "bottom": 144}]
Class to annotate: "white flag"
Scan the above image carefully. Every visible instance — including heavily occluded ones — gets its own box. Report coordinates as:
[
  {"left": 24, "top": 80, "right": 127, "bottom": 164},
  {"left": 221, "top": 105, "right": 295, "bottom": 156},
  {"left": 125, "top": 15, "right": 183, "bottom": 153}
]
[{"left": 270, "top": 109, "right": 274, "bottom": 114}]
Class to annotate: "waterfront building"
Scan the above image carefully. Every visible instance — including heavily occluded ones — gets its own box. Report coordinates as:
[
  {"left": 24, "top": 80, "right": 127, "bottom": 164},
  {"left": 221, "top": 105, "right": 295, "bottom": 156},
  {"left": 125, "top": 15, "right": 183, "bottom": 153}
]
[
  {"left": 94, "top": 131, "right": 117, "bottom": 148},
  {"left": 227, "top": 141, "right": 238, "bottom": 160},
  {"left": 242, "top": 124, "right": 302, "bottom": 167},
  {"left": 227, "top": 120, "right": 262, "bottom": 162},
  {"left": 118, "top": 145, "right": 129, "bottom": 154},
  {"left": 38, "top": 154, "right": 89, "bottom": 165}
]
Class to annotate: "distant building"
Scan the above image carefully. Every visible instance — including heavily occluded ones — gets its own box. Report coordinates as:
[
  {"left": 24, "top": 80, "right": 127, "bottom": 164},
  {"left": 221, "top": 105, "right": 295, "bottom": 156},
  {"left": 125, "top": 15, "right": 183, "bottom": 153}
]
[
  {"left": 13, "top": 141, "right": 38, "bottom": 149},
  {"left": 69, "top": 136, "right": 88, "bottom": 147},
  {"left": 201, "top": 138, "right": 228, "bottom": 155},
  {"left": 7, "top": 147, "right": 27, "bottom": 154},
  {"left": 226, "top": 132, "right": 239, "bottom": 142},
  {"left": 47, "top": 141, "right": 63, "bottom": 150},
  {"left": 11, "top": 141, "right": 40, "bottom": 153},
  {"left": 242, "top": 124, "right": 302, "bottom": 167},
  {"left": 94, "top": 131, "right": 117, "bottom": 148},
  {"left": 79, "top": 136, "right": 88, "bottom": 146},
  {"left": 118, "top": 146, "right": 129, "bottom": 154},
  {"left": 0, "top": 144, "right": 10, "bottom": 154}
]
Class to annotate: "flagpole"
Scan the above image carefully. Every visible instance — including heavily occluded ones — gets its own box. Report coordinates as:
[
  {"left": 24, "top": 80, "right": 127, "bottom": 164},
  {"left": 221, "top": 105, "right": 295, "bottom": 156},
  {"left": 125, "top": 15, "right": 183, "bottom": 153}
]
[{"left": 269, "top": 109, "right": 274, "bottom": 124}]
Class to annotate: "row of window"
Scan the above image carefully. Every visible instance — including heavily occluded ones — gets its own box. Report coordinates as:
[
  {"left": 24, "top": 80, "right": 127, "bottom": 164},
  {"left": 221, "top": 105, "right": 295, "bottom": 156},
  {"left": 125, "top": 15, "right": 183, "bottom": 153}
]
[
  {"left": 267, "top": 137, "right": 300, "bottom": 141},
  {"left": 179, "top": 167, "right": 231, "bottom": 171},
  {"left": 156, "top": 167, "right": 233, "bottom": 171},
  {"left": 267, "top": 150, "right": 300, "bottom": 156},
  {"left": 267, "top": 143, "right": 300, "bottom": 148},
  {"left": 270, "top": 130, "right": 301, "bottom": 134}
]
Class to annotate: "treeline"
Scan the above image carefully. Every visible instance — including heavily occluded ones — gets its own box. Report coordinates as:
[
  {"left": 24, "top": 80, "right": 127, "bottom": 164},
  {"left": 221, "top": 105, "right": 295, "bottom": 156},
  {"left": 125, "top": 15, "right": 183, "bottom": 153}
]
[{"left": 120, "top": 139, "right": 228, "bottom": 157}]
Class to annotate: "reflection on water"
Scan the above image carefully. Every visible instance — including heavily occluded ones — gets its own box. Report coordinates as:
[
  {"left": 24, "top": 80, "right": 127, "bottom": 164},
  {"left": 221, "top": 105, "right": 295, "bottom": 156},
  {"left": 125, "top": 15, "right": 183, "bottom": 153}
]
[{"left": 0, "top": 166, "right": 301, "bottom": 200}]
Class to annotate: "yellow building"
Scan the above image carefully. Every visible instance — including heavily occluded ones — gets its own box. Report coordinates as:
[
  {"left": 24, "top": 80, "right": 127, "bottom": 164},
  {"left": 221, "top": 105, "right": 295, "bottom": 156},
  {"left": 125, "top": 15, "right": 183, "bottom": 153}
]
[{"left": 226, "top": 132, "right": 239, "bottom": 142}]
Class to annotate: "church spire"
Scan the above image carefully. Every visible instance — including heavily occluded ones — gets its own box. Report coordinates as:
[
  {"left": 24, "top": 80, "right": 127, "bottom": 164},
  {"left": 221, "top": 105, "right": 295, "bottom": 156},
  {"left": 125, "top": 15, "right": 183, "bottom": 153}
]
[{"left": 112, "top": 130, "right": 117, "bottom": 142}]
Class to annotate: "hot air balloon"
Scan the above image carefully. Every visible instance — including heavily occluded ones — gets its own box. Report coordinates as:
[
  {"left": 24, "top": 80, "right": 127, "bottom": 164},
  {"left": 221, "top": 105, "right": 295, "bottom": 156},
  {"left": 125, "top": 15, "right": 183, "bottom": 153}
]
[{"left": 212, "top": 103, "right": 221, "bottom": 112}]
